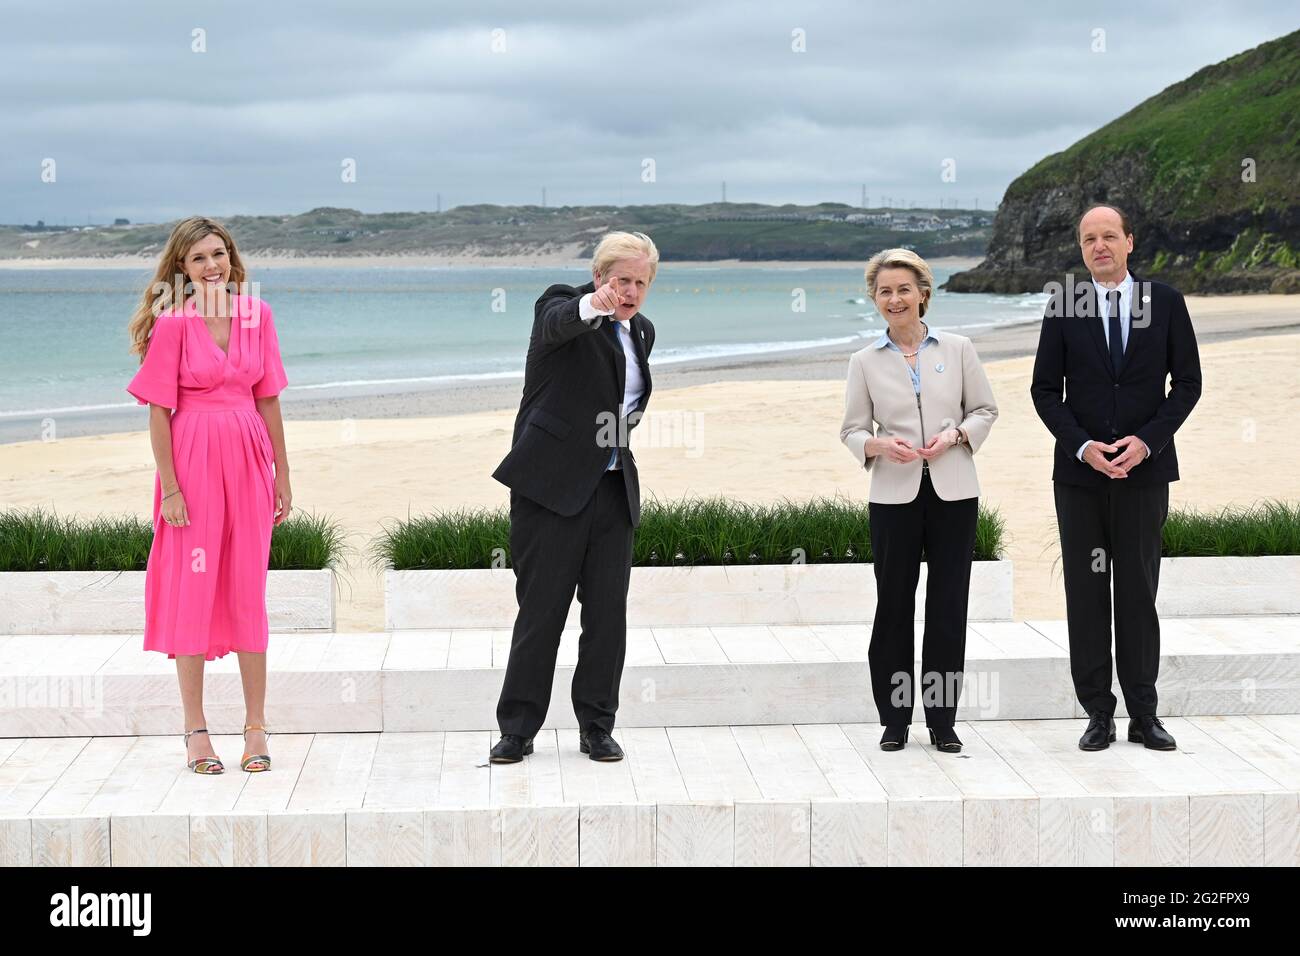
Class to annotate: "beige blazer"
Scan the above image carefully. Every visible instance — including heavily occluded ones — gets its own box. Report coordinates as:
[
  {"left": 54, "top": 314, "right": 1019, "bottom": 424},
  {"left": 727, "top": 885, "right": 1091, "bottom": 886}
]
[{"left": 840, "top": 329, "right": 998, "bottom": 503}]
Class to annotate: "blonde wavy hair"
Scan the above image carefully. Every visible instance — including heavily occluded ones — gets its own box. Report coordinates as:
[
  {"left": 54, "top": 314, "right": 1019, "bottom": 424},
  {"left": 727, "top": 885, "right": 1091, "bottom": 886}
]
[
  {"left": 592, "top": 231, "right": 660, "bottom": 283},
  {"left": 127, "top": 216, "right": 248, "bottom": 359},
  {"left": 864, "top": 248, "right": 934, "bottom": 318}
]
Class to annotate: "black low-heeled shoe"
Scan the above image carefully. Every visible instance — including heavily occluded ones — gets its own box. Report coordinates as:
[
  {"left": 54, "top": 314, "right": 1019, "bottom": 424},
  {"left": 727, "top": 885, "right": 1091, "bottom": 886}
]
[
  {"left": 928, "top": 725, "right": 962, "bottom": 753},
  {"left": 879, "top": 725, "right": 909, "bottom": 751},
  {"left": 489, "top": 733, "right": 534, "bottom": 763},
  {"left": 579, "top": 729, "right": 625, "bottom": 761}
]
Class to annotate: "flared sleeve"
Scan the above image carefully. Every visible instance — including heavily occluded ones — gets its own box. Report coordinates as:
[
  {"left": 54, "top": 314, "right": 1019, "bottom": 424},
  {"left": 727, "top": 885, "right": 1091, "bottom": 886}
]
[
  {"left": 251, "top": 299, "right": 289, "bottom": 399},
  {"left": 126, "top": 315, "right": 181, "bottom": 408}
]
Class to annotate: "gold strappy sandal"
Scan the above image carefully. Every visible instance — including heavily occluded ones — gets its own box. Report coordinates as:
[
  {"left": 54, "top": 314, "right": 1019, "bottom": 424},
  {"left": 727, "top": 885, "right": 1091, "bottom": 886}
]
[
  {"left": 184, "top": 728, "right": 225, "bottom": 774},
  {"left": 241, "top": 723, "right": 272, "bottom": 773}
]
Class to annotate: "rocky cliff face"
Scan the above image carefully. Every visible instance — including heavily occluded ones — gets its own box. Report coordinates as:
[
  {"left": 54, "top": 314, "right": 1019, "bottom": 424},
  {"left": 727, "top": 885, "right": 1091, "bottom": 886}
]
[{"left": 947, "top": 30, "right": 1300, "bottom": 295}]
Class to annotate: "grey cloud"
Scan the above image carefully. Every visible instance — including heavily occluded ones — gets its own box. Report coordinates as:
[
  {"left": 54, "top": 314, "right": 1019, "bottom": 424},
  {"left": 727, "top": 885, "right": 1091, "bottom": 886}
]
[{"left": 2, "top": 0, "right": 1296, "bottom": 222}]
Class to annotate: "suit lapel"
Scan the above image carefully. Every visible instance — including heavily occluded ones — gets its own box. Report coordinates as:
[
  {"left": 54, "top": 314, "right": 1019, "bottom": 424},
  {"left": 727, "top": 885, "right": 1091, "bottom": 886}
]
[{"left": 1080, "top": 281, "right": 1116, "bottom": 380}]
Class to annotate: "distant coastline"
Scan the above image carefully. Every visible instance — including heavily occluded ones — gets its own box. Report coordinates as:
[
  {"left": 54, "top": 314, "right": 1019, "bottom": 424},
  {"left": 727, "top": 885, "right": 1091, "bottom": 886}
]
[{"left": 0, "top": 254, "right": 985, "bottom": 271}]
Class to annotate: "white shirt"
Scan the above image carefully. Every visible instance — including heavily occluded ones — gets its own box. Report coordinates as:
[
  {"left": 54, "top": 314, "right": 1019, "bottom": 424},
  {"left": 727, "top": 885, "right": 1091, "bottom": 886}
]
[
  {"left": 580, "top": 292, "right": 646, "bottom": 469},
  {"left": 1076, "top": 272, "right": 1149, "bottom": 463}
]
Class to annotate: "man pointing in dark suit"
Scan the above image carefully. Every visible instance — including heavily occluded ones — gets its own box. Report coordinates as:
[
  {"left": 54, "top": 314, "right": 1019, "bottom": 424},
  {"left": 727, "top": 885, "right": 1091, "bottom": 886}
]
[
  {"left": 489, "top": 231, "right": 658, "bottom": 763},
  {"left": 1031, "top": 204, "right": 1201, "bottom": 753}
]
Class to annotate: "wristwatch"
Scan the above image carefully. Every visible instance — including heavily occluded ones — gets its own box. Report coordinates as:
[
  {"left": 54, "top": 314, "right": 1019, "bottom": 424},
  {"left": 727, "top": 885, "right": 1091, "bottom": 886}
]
[{"left": 952, "top": 429, "right": 965, "bottom": 444}]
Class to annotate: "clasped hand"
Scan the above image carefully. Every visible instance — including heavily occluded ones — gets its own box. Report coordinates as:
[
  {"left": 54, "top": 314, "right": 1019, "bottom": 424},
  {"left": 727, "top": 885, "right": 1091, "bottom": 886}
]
[
  {"left": 870, "top": 429, "right": 961, "bottom": 464},
  {"left": 1084, "top": 435, "right": 1147, "bottom": 479}
]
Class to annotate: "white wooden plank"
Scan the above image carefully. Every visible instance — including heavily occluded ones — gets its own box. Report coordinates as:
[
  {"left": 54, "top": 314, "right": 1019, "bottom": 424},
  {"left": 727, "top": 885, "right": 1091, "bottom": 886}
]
[
  {"left": 665, "top": 726, "right": 760, "bottom": 801},
  {"left": 622, "top": 727, "right": 689, "bottom": 802},
  {"left": 157, "top": 733, "right": 252, "bottom": 814},
  {"left": 435, "top": 731, "right": 491, "bottom": 807},
  {"left": 967, "top": 721, "right": 1087, "bottom": 796},
  {"left": 730, "top": 725, "right": 836, "bottom": 800},
  {"left": 231, "top": 733, "right": 316, "bottom": 812},
  {"left": 735, "top": 800, "right": 810, "bottom": 866},
  {"left": 29, "top": 737, "right": 134, "bottom": 816},
  {"left": 425, "top": 807, "right": 500, "bottom": 865},
  {"left": 500, "top": 804, "right": 578, "bottom": 866},
  {"left": 1011, "top": 719, "right": 1164, "bottom": 796},
  {"left": 769, "top": 626, "right": 837, "bottom": 662},
  {"left": 811, "top": 799, "right": 887, "bottom": 866},
  {"left": 926, "top": 722, "right": 1036, "bottom": 798},
  {"left": 491, "top": 730, "right": 565, "bottom": 807},
  {"left": 363, "top": 732, "right": 445, "bottom": 809},
  {"left": 0, "top": 737, "right": 90, "bottom": 815},
  {"left": 347, "top": 809, "right": 424, "bottom": 866},
  {"left": 286, "top": 733, "right": 380, "bottom": 810},
  {"left": 963, "top": 797, "right": 1038, "bottom": 866},
  {"left": 381, "top": 630, "right": 451, "bottom": 670},
  {"left": 807, "top": 624, "right": 868, "bottom": 661},
  {"left": 82, "top": 736, "right": 189, "bottom": 815},
  {"left": 578, "top": 803, "right": 655, "bottom": 866},
  {"left": 711, "top": 626, "right": 793, "bottom": 663},
  {"left": 557, "top": 738, "right": 639, "bottom": 805},
  {"left": 656, "top": 802, "right": 732, "bottom": 866},
  {"left": 1189, "top": 793, "right": 1263, "bottom": 866},
  {"left": 447, "top": 630, "right": 494, "bottom": 669},
  {"left": 1038, "top": 796, "right": 1114, "bottom": 866},
  {"left": 796, "top": 724, "right": 889, "bottom": 800},
  {"left": 839, "top": 723, "right": 961, "bottom": 799},
  {"left": 651, "top": 627, "right": 726, "bottom": 664},
  {"left": 1114, "top": 794, "right": 1190, "bottom": 866}
]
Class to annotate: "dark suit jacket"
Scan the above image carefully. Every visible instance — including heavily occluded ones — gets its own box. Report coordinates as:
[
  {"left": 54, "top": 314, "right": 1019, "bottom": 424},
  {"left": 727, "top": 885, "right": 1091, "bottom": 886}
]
[
  {"left": 1030, "top": 272, "right": 1202, "bottom": 487},
  {"left": 492, "top": 280, "right": 656, "bottom": 525}
]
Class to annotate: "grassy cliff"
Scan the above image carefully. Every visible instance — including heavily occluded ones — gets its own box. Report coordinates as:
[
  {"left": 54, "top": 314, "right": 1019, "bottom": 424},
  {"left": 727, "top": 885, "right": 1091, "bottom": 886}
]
[{"left": 947, "top": 29, "right": 1300, "bottom": 293}]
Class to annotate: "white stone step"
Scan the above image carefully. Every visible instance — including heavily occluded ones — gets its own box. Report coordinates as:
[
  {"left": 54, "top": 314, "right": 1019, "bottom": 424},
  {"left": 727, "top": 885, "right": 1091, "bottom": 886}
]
[
  {"left": 0, "top": 617, "right": 1296, "bottom": 736},
  {"left": 1, "top": 717, "right": 1297, "bottom": 866}
]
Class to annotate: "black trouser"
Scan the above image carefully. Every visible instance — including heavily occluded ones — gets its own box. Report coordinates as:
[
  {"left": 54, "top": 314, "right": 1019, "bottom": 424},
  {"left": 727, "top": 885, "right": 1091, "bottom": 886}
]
[
  {"left": 496, "top": 469, "right": 634, "bottom": 739},
  {"left": 1054, "top": 479, "right": 1169, "bottom": 719},
  {"left": 867, "top": 469, "right": 979, "bottom": 729}
]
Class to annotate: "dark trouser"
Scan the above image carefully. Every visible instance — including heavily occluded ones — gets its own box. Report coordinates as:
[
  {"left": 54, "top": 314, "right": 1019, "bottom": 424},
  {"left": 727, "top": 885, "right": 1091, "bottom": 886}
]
[
  {"left": 867, "top": 469, "right": 979, "bottom": 729},
  {"left": 496, "top": 469, "right": 634, "bottom": 739},
  {"left": 1054, "top": 479, "right": 1169, "bottom": 719}
]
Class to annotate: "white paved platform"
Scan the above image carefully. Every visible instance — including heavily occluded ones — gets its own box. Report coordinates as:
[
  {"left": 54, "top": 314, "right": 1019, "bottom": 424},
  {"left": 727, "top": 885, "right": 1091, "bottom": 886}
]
[
  {"left": 0, "top": 617, "right": 1296, "bottom": 735},
  {"left": 0, "top": 716, "right": 1297, "bottom": 866}
]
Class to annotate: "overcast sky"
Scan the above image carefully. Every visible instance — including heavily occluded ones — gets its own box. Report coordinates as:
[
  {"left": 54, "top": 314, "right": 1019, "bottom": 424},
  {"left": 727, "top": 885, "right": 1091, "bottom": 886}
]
[{"left": 3, "top": 1, "right": 1296, "bottom": 224}]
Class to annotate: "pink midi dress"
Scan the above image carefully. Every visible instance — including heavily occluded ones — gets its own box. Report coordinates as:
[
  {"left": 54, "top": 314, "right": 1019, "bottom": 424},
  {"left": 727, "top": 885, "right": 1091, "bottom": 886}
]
[{"left": 126, "top": 294, "right": 289, "bottom": 660}]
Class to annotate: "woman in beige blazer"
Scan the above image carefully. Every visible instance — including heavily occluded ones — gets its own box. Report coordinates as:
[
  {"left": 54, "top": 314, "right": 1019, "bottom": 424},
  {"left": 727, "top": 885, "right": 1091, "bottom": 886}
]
[{"left": 840, "top": 249, "right": 998, "bottom": 753}]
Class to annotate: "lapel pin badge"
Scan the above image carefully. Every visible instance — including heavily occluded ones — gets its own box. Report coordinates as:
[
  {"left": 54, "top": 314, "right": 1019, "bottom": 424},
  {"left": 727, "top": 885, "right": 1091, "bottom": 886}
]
[{"left": 935, "top": 362, "right": 945, "bottom": 372}]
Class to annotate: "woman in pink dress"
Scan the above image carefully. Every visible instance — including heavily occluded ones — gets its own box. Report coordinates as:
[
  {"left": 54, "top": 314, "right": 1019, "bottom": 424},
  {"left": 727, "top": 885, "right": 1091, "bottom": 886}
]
[{"left": 126, "top": 216, "right": 291, "bottom": 775}]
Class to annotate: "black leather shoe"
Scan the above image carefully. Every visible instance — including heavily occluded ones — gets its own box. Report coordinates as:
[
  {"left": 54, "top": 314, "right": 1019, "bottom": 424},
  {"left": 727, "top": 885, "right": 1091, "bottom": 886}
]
[
  {"left": 927, "top": 725, "right": 963, "bottom": 753},
  {"left": 1128, "top": 715, "right": 1177, "bottom": 751},
  {"left": 489, "top": 733, "right": 533, "bottom": 763},
  {"left": 579, "top": 729, "right": 624, "bottom": 761},
  {"left": 1078, "top": 713, "right": 1116, "bottom": 751},
  {"left": 879, "top": 725, "right": 909, "bottom": 751}
]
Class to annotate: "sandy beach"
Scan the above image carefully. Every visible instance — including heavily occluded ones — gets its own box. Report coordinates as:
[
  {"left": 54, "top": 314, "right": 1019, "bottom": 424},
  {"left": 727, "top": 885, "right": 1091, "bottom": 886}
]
[{"left": 1, "top": 292, "right": 1297, "bottom": 629}]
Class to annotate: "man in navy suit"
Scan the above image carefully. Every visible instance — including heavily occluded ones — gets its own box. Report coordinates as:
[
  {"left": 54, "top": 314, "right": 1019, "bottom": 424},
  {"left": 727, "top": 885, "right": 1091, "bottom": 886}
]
[
  {"left": 489, "top": 232, "right": 657, "bottom": 763},
  {"left": 1031, "top": 204, "right": 1202, "bottom": 752}
]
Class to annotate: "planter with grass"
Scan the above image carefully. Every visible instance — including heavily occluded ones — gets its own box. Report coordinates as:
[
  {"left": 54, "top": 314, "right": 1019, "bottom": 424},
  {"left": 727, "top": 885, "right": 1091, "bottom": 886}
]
[
  {"left": 0, "top": 509, "right": 346, "bottom": 634},
  {"left": 376, "top": 498, "right": 1012, "bottom": 628},
  {"left": 1155, "top": 502, "right": 1300, "bottom": 615}
]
